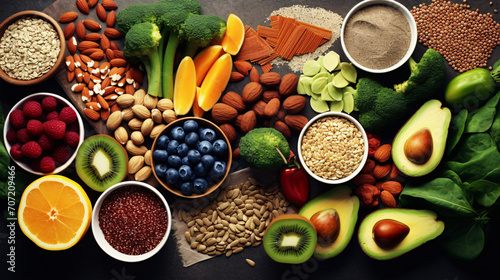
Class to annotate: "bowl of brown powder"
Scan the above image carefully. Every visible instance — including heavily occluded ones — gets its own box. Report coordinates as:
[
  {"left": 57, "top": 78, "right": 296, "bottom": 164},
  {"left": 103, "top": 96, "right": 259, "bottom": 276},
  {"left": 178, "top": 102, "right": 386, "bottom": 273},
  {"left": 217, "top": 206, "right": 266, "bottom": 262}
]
[{"left": 341, "top": 0, "right": 417, "bottom": 73}]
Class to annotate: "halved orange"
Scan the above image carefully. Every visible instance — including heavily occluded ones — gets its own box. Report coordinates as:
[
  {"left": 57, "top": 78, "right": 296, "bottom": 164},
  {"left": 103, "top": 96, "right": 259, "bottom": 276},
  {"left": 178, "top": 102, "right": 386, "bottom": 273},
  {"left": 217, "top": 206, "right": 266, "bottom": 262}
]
[
  {"left": 221, "top": 14, "right": 245, "bottom": 55},
  {"left": 18, "top": 175, "right": 92, "bottom": 250}
]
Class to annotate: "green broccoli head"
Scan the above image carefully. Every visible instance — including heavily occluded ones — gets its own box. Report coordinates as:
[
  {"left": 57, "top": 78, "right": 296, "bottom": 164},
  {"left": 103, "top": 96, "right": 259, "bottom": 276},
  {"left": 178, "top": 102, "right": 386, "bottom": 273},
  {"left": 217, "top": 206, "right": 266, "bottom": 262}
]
[
  {"left": 156, "top": 0, "right": 201, "bottom": 31},
  {"left": 394, "top": 48, "right": 446, "bottom": 104},
  {"left": 180, "top": 14, "right": 227, "bottom": 47},
  {"left": 116, "top": 3, "right": 158, "bottom": 33},
  {"left": 123, "top": 22, "right": 161, "bottom": 58},
  {"left": 239, "top": 128, "right": 290, "bottom": 170},
  {"left": 354, "top": 78, "right": 385, "bottom": 112}
]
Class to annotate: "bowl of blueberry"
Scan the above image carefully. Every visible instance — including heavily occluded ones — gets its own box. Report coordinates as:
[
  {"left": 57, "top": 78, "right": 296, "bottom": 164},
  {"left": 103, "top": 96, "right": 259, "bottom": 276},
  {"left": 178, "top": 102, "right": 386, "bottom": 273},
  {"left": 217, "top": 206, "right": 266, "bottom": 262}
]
[{"left": 151, "top": 117, "right": 232, "bottom": 198}]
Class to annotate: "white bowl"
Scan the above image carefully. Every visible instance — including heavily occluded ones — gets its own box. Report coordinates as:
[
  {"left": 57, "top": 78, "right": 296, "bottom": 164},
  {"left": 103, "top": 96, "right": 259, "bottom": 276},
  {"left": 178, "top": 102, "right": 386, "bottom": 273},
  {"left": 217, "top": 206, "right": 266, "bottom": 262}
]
[
  {"left": 92, "top": 181, "right": 172, "bottom": 262},
  {"left": 297, "top": 112, "right": 369, "bottom": 184},
  {"left": 340, "top": 0, "right": 417, "bottom": 73},
  {"left": 3, "top": 92, "right": 84, "bottom": 175}
]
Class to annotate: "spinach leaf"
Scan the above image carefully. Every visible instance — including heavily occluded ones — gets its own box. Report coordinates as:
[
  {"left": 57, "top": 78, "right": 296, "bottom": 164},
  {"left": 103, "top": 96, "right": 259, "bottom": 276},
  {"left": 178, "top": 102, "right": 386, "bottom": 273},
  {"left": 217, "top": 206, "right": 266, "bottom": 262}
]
[
  {"left": 401, "top": 178, "right": 478, "bottom": 217},
  {"left": 441, "top": 219, "right": 485, "bottom": 260},
  {"left": 469, "top": 179, "right": 500, "bottom": 208},
  {"left": 446, "top": 109, "right": 468, "bottom": 155},
  {"left": 446, "top": 145, "right": 500, "bottom": 182},
  {"left": 489, "top": 109, "right": 500, "bottom": 147},
  {"left": 464, "top": 92, "right": 500, "bottom": 133},
  {"left": 448, "top": 133, "right": 495, "bottom": 163}
]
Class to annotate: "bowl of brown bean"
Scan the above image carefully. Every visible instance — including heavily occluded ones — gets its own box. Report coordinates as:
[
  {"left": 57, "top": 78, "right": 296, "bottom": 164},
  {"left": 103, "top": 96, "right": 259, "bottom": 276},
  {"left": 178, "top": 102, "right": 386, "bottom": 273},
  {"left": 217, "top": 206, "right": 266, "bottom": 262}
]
[
  {"left": 91, "top": 181, "right": 172, "bottom": 262},
  {"left": 297, "top": 112, "right": 369, "bottom": 184},
  {"left": 0, "top": 10, "right": 65, "bottom": 85}
]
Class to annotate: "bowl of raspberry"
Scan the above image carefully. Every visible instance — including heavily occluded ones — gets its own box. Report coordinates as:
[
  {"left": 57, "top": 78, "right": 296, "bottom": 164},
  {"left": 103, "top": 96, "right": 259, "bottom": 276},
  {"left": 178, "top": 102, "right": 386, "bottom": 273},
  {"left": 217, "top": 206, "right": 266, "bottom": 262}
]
[{"left": 3, "top": 92, "right": 84, "bottom": 175}]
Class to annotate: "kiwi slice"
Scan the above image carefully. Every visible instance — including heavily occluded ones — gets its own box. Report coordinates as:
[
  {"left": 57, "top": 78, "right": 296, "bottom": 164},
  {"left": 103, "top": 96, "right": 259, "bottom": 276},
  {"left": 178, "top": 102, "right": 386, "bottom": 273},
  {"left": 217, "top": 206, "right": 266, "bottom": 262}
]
[
  {"left": 263, "top": 214, "right": 317, "bottom": 264},
  {"left": 75, "top": 134, "right": 128, "bottom": 192}
]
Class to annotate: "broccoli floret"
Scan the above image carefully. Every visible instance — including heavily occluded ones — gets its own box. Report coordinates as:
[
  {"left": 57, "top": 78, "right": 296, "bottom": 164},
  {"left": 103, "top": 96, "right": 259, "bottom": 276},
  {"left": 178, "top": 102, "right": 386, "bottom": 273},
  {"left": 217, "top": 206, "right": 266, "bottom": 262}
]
[
  {"left": 116, "top": 3, "right": 158, "bottom": 33},
  {"left": 393, "top": 48, "right": 446, "bottom": 104},
  {"left": 354, "top": 78, "right": 408, "bottom": 133},
  {"left": 123, "top": 22, "right": 162, "bottom": 97},
  {"left": 239, "top": 128, "right": 290, "bottom": 170},
  {"left": 179, "top": 14, "right": 227, "bottom": 58}
]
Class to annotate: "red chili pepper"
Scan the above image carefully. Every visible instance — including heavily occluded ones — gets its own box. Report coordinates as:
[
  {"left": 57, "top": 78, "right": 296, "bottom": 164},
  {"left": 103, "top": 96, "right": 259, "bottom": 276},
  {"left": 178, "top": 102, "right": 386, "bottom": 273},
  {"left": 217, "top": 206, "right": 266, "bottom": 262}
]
[{"left": 280, "top": 156, "right": 309, "bottom": 206}]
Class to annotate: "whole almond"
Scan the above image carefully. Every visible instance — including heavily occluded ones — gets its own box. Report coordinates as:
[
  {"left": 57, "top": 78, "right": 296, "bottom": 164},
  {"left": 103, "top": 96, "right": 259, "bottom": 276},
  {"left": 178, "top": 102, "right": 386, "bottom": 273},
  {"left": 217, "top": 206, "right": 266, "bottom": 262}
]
[
  {"left": 104, "top": 28, "right": 123, "bottom": 39},
  {"left": 143, "top": 93, "right": 158, "bottom": 109},
  {"left": 234, "top": 60, "right": 252, "bottom": 75},
  {"left": 373, "top": 163, "right": 391, "bottom": 179},
  {"left": 162, "top": 109, "right": 177, "bottom": 123},
  {"left": 114, "top": 126, "right": 128, "bottom": 144},
  {"left": 211, "top": 103, "right": 238, "bottom": 123},
  {"left": 251, "top": 100, "right": 266, "bottom": 118},
  {"left": 85, "top": 33, "right": 101, "bottom": 41},
  {"left": 88, "top": 0, "right": 98, "bottom": 8},
  {"left": 84, "top": 108, "right": 100, "bottom": 121},
  {"left": 157, "top": 98, "right": 174, "bottom": 111},
  {"left": 260, "top": 72, "right": 281, "bottom": 87},
  {"left": 126, "top": 140, "right": 147, "bottom": 156},
  {"left": 150, "top": 124, "right": 166, "bottom": 139},
  {"left": 222, "top": 91, "right": 245, "bottom": 112},
  {"left": 76, "top": 21, "right": 86, "bottom": 41},
  {"left": 64, "top": 22, "right": 75, "bottom": 39},
  {"left": 283, "top": 95, "right": 306, "bottom": 114},
  {"left": 374, "top": 144, "right": 392, "bottom": 163},
  {"left": 352, "top": 173, "right": 376, "bottom": 186},
  {"left": 107, "top": 10, "right": 116, "bottom": 27},
  {"left": 279, "top": 73, "right": 299, "bottom": 96},
  {"left": 264, "top": 98, "right": 280, "bottom": 118},
  {"left": 76, "top": 0, "right": 89, "bottom": 14},
  {"left": 128, "top": 118, "right": 143, "bottom": 131},
  {"left": 65, "top": 55, "right": 75, "bottom": 71},
  {"left": 361, "top": 159, "right": 376, "bottom": 173},
  {"left": 144, "top": 150, "right": 152, "bottom": 166},
  {"left": 141, "top": 118, "right": 154, "bottom": 136},
  {"left": 242, "top": 82, "right": 263, "bottom": 104},
  {"left": 110, "top": 58, "right": 127, "bottom": 67},
  {"left": 249, "top": 67, "right": 260, "bottom": 83},
  {"left": 381, "top": 181, "right": 403, "bottom": 195},
  {"left": 262, "top": 90, "right": 280, "bottom": 103},
  {"left": 128, "top": 155, "right": 145, "bottom": 174},
  {"left": 90, "top": 50, "right": 105, "bottom": 61},
  {"left": 380, "top": 191, "right": 397, "bottom": 208},
  {"left": 100, "top": 34, "right": 111, "bottom": 51},
  {"left": 83, "top": 19, "right": 101, "bottom": 31},
  {"left": 122, "top": 108, "right": 134, "bottom": 121},
  {"left": 131, "top": 131, "right": 145, "bottom": 146},
  {"left": 102, "top": 0, "right": 118, "bottom": 10},
  {"left": 274, "top": 121, "right": 291, "bottom": 139},
  {"left": 388, "top": 163, "right": 400, "bottom": 180},
  {"left": 234, "top": 114, "right": 244, "bottom": 129},
  {"left": 96, "top": 4, "right": 107, "bottom": 22},
  {"left": 116, "top": 94, "right": 135, "bottom": 108},
  {"left": 67, "top": 70, "right": 75, "bottom": 82},
  {"left": 133, "top": 89, "right": 146, "bottom": 105},
  {"left": 284, "top": 115, "right": 308, "bottom": 131},
  {"left": 101, "top": 109, "right": 111, "bottom": 121},
  {"left": 135, "top": 166, "right": 152, "bottom": 181},
  {"left": 230, "top": 71, "right": 244, "bottom": 82},
  {"left": 68, "top": 37, "right": 77, "bottom": 54},
  {"left": 240, "top": 110, "right": 257, "bottom": 133},
  {"left": 151, "top": 108, "right": 162, "bottom": 123},
  {"left": 96, "top": 94, "right": 109, "bottom": 110},
  {"left": 106, "top": 110, "right": 123, "bottom": 130},
  {"left": 219, "top": 123, "right": 237, "bottom": 144},
  {"left": 59, "top": 12, "right": 78, "bottom": 23}
]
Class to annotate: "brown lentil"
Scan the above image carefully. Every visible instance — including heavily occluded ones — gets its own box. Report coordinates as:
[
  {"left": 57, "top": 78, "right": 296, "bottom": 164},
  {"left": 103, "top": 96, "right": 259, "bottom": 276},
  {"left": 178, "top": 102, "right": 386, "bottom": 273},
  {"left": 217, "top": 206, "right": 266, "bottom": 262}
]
[
  {"left": 301, "top": 116, "right": 364, "bottom": 180},
  {"left": 98, "top": 185, "right": 168, "bottom": 255},
  {"left": 411, "top": 0, "right": 500, "bottom": 72}
]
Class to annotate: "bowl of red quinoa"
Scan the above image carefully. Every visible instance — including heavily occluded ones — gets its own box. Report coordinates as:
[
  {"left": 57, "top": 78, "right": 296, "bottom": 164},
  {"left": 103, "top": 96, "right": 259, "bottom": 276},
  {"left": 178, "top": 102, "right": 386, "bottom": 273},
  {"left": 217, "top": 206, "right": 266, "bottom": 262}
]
[
  {"left": 0, "top": 10, "right": 65, "bottom": 85},
  {"left": 91, "top": 181, "right": 172, "bottom": 262},
  {"left": 297, "top": 112, "right": 368, "bottom": 184}
]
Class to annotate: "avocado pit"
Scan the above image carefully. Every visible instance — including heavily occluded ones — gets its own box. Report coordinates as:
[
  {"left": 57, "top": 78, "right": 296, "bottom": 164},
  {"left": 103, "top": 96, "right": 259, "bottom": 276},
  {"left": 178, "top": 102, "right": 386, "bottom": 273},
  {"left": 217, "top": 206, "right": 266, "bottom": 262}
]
[
  {"left": 310, "top": 209, "right": 341, "bottom": 245},
  {"left": 404, "top": 128, "right": 433, "bottom": 164},
  {"left": 372, "top": 219, "right": 410, "bottom": 249}
]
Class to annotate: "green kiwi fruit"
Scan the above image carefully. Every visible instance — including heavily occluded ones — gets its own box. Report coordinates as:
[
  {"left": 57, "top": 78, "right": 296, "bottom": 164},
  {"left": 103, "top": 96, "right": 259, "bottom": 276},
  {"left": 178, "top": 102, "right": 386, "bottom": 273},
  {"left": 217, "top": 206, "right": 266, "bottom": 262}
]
[
  {"left": 75, "top": 134, "right": 128, "bottom": 192},
  {"left": 263, "top": 214, "right": 317, "bottom": 264}
]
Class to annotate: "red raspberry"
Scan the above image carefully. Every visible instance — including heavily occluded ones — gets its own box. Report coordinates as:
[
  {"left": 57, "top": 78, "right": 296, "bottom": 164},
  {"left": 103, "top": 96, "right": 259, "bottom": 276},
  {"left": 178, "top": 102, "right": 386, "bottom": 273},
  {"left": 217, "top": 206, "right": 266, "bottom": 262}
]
[
  {"left": 40, "top": 156, "right": 56, "bottom": 173},
  {"left": 16, "top": 128, "right": 32, "bottom": 144},
  {"left": 21, "top": 141, "right": 42, "bottom": 159},
  {"left": 9, "top": 109, "right": 27, "bottom": 129},
  {"left": 6, "top": 129, "right": 17, "bottom": 144},
  {"left": 23, "top": 100, "right": 43, "bottom": 119},
  {"left": 52, "top": 145, "right": 71, "bottom": 163},
  {"left": 63, "top": 131, "right": 80, "bottom": 147},
  {"left": 37, "top": 134, "right": 55, "bottom": 150},
  {"left": 46, "top": 111, "right": 59, "bottom": 121},
  {"left": 43, "top": 120, "right": 66, "bottom": 140},
  {"left": 27, "top": 119, "right": 44, "bottom": 137},
  {"left": 59, "top": 107, "right": 77, "bottom": 125},
  {"left": 9, "top": 143, "right": 23, "bottom": 160},
  {"left": 41, "top": 96, "right": 58, "bottom": 111}
]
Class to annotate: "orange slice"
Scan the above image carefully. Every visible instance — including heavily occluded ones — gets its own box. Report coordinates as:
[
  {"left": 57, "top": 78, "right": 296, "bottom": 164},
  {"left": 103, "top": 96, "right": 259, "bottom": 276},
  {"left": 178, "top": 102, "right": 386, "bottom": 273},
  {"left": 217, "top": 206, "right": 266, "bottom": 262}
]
[
  {"left": 194, "top": 45, "right": 225, "bottom": 86},
  {"left": 198, "top": 53, "right": 232, "bottom": 111},
  {"left": 18, "top": 175, "right": 92, "bottom": 250},
  {"left": 192, "top": 87, "right": 205, "bottom": 117},
  {"left": 221, "top": 14, "right": 245, "bottom": 55},
  {"left": 173, "top": 56, "right": 197, "bottom": 116}
]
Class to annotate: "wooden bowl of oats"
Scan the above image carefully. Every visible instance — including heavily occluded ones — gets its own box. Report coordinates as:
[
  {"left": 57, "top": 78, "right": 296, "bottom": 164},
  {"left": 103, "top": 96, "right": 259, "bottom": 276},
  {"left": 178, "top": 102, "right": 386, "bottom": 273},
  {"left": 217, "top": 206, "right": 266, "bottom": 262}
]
[
  {"left": 0, "top": 11, "right": 65, "bottom": 86},
  {"left": 297, "top": 112, "right": 369, "bottom": 184}
]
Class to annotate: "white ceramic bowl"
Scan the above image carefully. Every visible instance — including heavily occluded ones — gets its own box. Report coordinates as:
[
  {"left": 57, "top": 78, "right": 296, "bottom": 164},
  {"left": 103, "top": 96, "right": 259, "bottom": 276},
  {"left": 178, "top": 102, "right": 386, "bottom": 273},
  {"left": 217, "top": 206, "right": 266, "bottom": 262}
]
[
  {"left": 297, "top": 112, "right": 369, "bottom": 184},
  {"left": 340, "top": 0, "right": 417, "bottom": 73},
  {"left": 3, "top": 92, "right": 84, "bottom": 175},
  {"left": 92, "top": 181, "right": 172, "bottom": 262}
]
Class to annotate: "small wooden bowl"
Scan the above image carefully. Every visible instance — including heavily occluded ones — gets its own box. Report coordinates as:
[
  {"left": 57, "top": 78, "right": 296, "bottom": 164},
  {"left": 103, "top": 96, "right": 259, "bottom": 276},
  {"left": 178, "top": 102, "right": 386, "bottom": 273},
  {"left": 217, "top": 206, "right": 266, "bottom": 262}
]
[
  {"left": 151, "top": 117, "right": 232, "bottom": 199},
  {"left": 0, "top": 11, "right": 66, "bottom": 85}
]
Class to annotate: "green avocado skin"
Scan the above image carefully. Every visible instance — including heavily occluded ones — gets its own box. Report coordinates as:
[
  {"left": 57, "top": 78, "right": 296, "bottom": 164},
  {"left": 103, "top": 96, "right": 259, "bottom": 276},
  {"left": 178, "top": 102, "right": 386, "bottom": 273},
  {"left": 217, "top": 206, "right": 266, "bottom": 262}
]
[{"left": 444, "top": 68, "right": 496, "bottom": 106}]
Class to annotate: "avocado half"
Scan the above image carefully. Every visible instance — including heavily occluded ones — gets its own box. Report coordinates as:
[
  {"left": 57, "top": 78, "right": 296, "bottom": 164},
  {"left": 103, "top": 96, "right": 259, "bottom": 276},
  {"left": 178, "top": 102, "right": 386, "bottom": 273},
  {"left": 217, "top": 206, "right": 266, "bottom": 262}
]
[
  {"left": 358, "top": 208, "right": 445, "bottom": 260},
  {"left": 392, "top": 99, "right": 451, "bottom": 177},
  {"left": 299, "top": 185, "right": 359, "bottom": 259}
]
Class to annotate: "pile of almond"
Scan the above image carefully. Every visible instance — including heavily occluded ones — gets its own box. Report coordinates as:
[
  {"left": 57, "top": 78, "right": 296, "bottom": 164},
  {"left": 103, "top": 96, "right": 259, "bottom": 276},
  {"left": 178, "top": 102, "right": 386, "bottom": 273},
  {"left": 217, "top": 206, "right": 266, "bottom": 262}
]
[
  {"left": 353, "top": 143, "right": 405, "bottom": 208},
  {"left": 106, "top": 89, "right": 179, "bottom": 181},
  {"left": 60, "top": 0, "right": 144, "bottom": 122},
  {"left": 213, "top": 61, "right": 308, "bottom": 147}
]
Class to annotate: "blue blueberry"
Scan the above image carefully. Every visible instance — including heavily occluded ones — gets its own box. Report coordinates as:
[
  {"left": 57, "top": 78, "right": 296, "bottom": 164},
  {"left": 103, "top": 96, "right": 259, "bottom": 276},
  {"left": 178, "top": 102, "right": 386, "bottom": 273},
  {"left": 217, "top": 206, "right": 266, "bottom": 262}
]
[
  {"left": 184, "top": 132, "right": 199, "bottom": 147},
  {"left": 182, "top": 156, "right": 190, "bottom": 165},
  {"left": 180, "top": 181, "right": 193, "bottom": 196},
  {"left": 201, "top": 154, "right": 215, "bottom": 169},
  {"left": 167, "top": 140, "right": 179, "bottom": 155},
  {"left": 197, "top": 140, "right": 213, "bottom": 154},
  {"left": 194, "top": 162, "right": 208, "bottom": 177},
  {"left": 212, "top": 139, "right": 228, "bottom": 158},
  {"left": 193, "top": 178, "right": 208, "bottom": 194},
  {"left": 165, "top": 168, "right": 179, "bottom": 184},
  {"left": 168, "top": 155, "right": 182, "bottom": 167},
  {"left": 183, "top": 120, "right": 199, "bottom": 133},
  {"left": 170, "top": 126, "right": 185, "bottom": 141},
  {"left": 177, "top": 143, "right": 189, "bottom": 157},
  {"left": 187, "top": 149, "right": 201, "bottom": 164},
  {"left": 153, "top": 149, "right": 168, "bottom": 163},
  {"left": 199, "top": 128, "right": 217, "bottom": 142},
  {"left": 156, "top": 135, "right": 170, "bottom": 150},
  {"left": 178, "top": 165, "right": 193, "bottom": 181},
  {"left": 211, "top": 161, "right": 226, "bottom": 178},
  {"left": 154, "top": 163, "right": 167, "bottom": 177}
]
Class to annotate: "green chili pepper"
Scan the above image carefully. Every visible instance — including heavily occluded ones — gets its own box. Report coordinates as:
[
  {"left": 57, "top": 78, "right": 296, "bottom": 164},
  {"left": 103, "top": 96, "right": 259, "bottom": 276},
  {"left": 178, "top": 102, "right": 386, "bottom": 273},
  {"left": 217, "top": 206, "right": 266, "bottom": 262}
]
[{"left": 445, "top": 66, "right": 500, "bottom": 107}]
